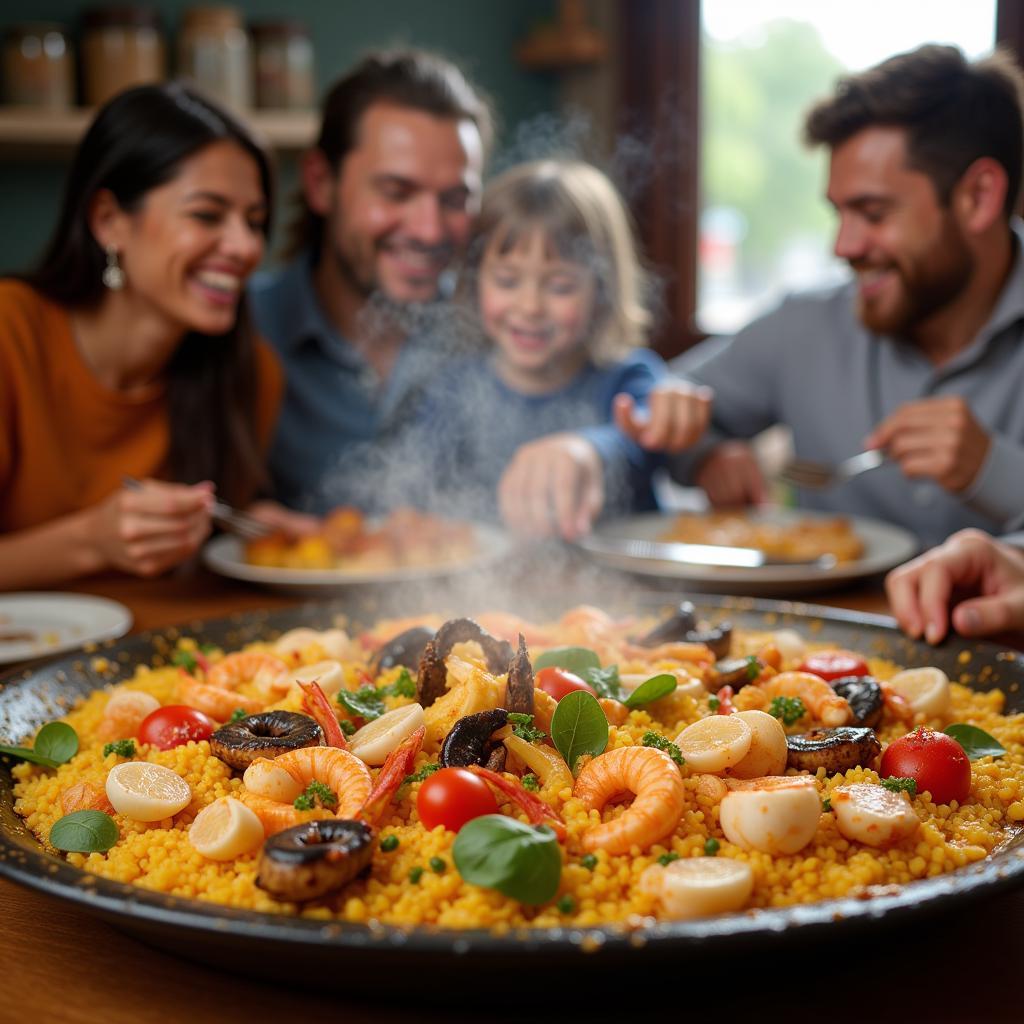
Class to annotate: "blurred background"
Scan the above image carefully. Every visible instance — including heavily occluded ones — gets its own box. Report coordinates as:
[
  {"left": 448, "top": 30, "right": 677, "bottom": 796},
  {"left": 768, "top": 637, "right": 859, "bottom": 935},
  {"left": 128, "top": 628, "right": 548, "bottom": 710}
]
[{"left": 0, "top": 0, "right": 1013, "bottom": 356}]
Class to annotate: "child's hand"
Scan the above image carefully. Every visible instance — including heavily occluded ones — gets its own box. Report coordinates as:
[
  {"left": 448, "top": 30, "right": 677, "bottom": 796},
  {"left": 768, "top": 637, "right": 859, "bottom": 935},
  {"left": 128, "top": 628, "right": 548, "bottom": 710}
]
[
  {"left": 92, "top": 479, "right": 215, "bottom": 577},
  {"left": 886, "top": 529, "right": 1024, "bottom": 644},
  {"left": 498, "top": 433, "right": 604, "bottom": 541},
  {"left": 696, "top": 441, "right": 767, "bottom": 507},
  {"left": 613, "top": 381, "right": 713, "bottom": 452}
]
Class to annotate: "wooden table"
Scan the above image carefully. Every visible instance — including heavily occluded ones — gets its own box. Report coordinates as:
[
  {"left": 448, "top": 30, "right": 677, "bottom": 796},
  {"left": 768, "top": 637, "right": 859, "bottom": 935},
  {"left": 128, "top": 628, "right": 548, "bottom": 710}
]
[{"left": 2, "top": 565, "right": 1023, "bottom": 1024}]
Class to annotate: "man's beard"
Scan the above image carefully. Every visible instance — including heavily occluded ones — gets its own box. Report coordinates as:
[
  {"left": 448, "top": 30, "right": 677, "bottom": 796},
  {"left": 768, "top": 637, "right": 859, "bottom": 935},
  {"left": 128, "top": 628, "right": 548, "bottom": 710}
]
[{"left": 855, "top": 215, "right": 973, "bottom": 338}]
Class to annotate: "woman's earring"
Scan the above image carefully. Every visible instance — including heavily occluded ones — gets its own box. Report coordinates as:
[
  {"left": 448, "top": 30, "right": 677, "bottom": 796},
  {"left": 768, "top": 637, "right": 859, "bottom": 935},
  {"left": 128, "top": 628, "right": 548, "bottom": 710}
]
[{"left": 102, "top": 245, "right": 125, "bottom": 291}]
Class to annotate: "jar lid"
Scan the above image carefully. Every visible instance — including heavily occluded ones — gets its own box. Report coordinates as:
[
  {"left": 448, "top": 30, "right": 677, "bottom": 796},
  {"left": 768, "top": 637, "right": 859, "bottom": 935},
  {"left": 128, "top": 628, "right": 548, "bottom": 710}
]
[
  {"left": 82, "top": 6, "right": 163, "bottom": 30},
  {"left": 180, "top": 6, "right": 245, "bottom": 30},
  {"left": 250, "top": 20, "right": 309, "bottom": 39}
]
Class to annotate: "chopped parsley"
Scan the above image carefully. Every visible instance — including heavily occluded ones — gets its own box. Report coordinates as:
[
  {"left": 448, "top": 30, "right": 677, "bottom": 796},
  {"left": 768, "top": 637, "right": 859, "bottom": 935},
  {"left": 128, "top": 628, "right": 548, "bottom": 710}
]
[
  {"left": 102, "top": 739, "right": 136, "bottom": 759},
  {"left": 657, "top": 851, "right": 680, "bottom": 866},
  {"left": 583, "top": 664, "right": 625, "bottom": 702},
  {"left": 580, "top": 853, "right": 598, "bottom": 871},
  {"left": 704, "top": 838, "right": 720, "bottom": 856},
  {"left": 171, "top": 649, "right": 198, "bottom": 673},
  {"left": 641, "top": 731, "right": 685, "bottom": 767},
  {"left": 336, "top": 670, "right": 418, "bottom": 721},
  {"left": 708, "top": 696, "right": 721, "bottom": 712},
  {"left": 521, "top": 773, "right": 540, "bottom": 792},
  {"left": 556, "top": 894, "right": 576, "bottom": 914},
  {"left": 401, "top": 762, "right": 441, "bottom": 788},
  {"left": 822, "top": 798, "right": 832, "bottom": 813},
  {"left": 880, "top": 776, "right": 918, "bottom": 797},
  {"left": 409, "top": 866, "right": 424, "bottom": 884},
  {"left": 380, "top": 834, "right": 399, "bottom": 852},
  {"left": 391, "top": 669, "right": 416, "bottom": 699},
  {"left": 293, "top": 780, "right": 338, "bottom": 811},
  {"left": 744, "top": 656, "right": 761, "bottom": 682},
  {"left": 429, "top": 856, "right": 446, "bottom": 874},
  {"left": 769, "top": 695, "right": 807, "bottom": 726},
  {"left": 229, "top": 708, "right": 247, "bottom": 724},
  {"left": 507, "top": 713, "right": 546, "bottom": 743},
  {"left": 339, "top": 719, "right": 357, "bottom": 737}
]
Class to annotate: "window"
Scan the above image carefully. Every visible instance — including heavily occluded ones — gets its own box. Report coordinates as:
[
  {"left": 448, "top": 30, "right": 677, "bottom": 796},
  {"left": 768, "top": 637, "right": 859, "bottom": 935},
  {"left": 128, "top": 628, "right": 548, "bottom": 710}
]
[{"left": 697, "top": 0, "right": 998, "bottom": 334}]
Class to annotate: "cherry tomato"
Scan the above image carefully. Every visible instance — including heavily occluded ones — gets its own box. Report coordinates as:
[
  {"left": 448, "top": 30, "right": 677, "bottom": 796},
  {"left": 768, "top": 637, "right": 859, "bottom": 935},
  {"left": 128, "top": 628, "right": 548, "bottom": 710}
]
[
  {"left": 137, "top": 705, "right": 217, "bottom": 750},
  {"left": 535, "top": 666, "right": 596, "bottom": 701},
  {"left": 880, "top": 728, "right": 971, "bottom": 805},
  {"left": 417, "top": 767, "right": 499, "bottom": 832},
  {"left": 798, "top": 650, "right": 870, "bottom": 682}
]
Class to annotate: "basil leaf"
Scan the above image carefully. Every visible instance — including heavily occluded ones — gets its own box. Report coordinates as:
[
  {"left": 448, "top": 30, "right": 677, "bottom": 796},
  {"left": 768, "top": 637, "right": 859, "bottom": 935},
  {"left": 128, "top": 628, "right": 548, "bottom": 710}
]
[
  {"left": 452, "top": 815, "right": 561, "bottom": 905},
  {"left": 582, "top": 664, "right": 625, "bottom": 702},
  {"left": 534, "top": 647, "right": 601, "bottom": 676},
  {"left": 49, "top": 810, "right": 119, "bottom": 853},
  {"left": 0, "top": 744, "right": 60, "bottom": 769},
  {"left": 34, "top": 722, "right": 79, "bottom": 764},
  {"left": 550, "top": 690, "right": 608, "bottom": 774},
  {"left": 624, "top": 673, "right": 677, "bottom": 709},
  {"left": 944, "top": 723, "right": 1007, "bottom": 761}
]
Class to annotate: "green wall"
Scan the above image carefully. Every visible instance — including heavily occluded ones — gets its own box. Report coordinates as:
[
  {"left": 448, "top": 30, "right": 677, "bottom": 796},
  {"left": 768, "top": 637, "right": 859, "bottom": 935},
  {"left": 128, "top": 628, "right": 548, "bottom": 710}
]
[{"left": 0, "top": 1, "right": 557, "bottom": 273}]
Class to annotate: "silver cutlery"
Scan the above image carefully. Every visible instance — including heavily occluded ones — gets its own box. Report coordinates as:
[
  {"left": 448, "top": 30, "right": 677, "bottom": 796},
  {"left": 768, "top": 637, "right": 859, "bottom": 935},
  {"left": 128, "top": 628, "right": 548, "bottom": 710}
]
[
  {"left": 777, "top": 449, "right": 886, "bottom": 490},
  {"left": 122, "top": 477, "right": 272, "bottom": 541},
  {"left": 580, "top": 535, "right": 837, "bottom": 569}
]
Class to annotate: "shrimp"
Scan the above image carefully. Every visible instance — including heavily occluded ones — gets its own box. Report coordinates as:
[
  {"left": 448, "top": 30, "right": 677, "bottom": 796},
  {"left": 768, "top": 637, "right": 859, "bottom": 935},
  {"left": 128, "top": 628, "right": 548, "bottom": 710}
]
[
  {"left": 180, "top": 651, "right": 290, "bottom": 720},
  {"left": 241, "top": 746, "right": 372, "bottom": 836},
  {"left": 96, "top": 688, "right": 160, "bottom": 741},
  {"left": 572, "top": 746, "right": 686, "bottom": 854},
  {"left": 61, "top": 781, "right": 114, "bottom": 815},
  {"left": 737, "top": 671, "right": 852, "bottom": 727}
]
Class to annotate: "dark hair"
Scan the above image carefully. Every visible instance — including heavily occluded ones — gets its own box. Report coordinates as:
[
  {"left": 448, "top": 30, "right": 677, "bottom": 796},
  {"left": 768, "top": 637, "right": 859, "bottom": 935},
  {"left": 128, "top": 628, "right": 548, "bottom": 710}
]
[
  {"left": 286, "top": 48, "right": 493, "bottom": 257},
  {"left": 804, "top": 45, "right": 1024, "bottom": 218},
  {"left": 26, "top": 82, "right": 273, "bottom": 506}
]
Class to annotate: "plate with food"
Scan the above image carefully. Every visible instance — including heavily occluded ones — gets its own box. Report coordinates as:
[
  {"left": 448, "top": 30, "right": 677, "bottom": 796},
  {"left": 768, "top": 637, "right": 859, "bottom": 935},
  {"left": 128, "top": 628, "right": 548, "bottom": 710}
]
[
  {"left": 576, "top": 508, "right": 919, "bottom": 594},
  {"left": 203, "top": 506, "right": 515, "bottom": 594},
  {"left": 1, "top": 595, "right": 1021, "bottom": 986},
  {"left": 0, "top": 593, "right": 132, "bottom": 666}
]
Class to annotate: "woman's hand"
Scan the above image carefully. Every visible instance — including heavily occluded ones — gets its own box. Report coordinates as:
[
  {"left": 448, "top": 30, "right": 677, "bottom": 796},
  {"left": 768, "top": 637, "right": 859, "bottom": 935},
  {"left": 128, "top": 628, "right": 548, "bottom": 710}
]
[
  {"left": 613, "top": 381, "right": 713, "bottom": 452},
  {"left": 498, "top": 433, "right": 604, "bottom": 541},
  {"left": 244, "top": 500, "right": 321, "bottom": 539},
  {"left": 90, "top": 479, "right": 215, "bottom": 577},
  {"left": 886, "top": 529, "right": 1024, "bottom": 643},
  {"left": 695, "top": 441, "right": 767, "bottom": 507}
]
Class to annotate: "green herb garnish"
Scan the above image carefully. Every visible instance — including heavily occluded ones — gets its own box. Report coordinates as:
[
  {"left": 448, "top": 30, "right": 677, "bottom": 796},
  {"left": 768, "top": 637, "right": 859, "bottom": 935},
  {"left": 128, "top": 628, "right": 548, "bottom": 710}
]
[
  {"left": 402, "top": 762, "right": 441, "bottom": 788},
  {"left": 745, "top": 656, "right": 761, "bottom": 682},
  {"left": 624, "top": 673, "right": 677, "bottom": 709},
  {"left": 507, "top": 712, "right": 546, "bottom": 743},
  {"left": 429, "top": 856, "right": 446, "bottom": 874},
  {"left": 580, "top": 853, "right": 598, "bottom": 871},
  {"left": 390, "top": 668, "right": 416, "bottom": 698},
  {"left": 641, "top": 731, "right": 685, "bottom": 767},
  {"left": 0, "top": 721, "right": 79, "bottom": 769},
  {"left": 550, "top": 690, "right": 608, "bottom": 775},
  {"left": 293, "top": 780, "right": 337, "bottom": 811},
  {"left": 336, "top": 671, "right": 418, "bottom": 721},
  {"left": 556, "top": 894, "right": 575, "bottom": 914},
  {"left": 229, "top": 708, "right": 247, "bottom": 724},
  {"left": 822, "top": 798, "right": 832, "bottom": 813},
  {"left": 380, "top": 834, "right": 399, "bottom": 852},
  {"left": 340, "top": 719, "right": 357, "bottom": 737},
  {"left": 769, "top": 695, "right": 807, "bottom": 725},
  {"left": 944, "top": 723, "right": 1007, "bottom": 761},
  {"left": 102, "top": 739, "right": 136, "bottom": 759},
  {"left": 171, "top": 649, "right": 198, "bottom": 673},
  {"left": 521, "top": 773, "right": 540, "bottom": 792},
  {"left": 657, "top": 851, "right": 680, "bottom": 866},
  {"left": 533, "top": 647, "right": 625, "bottom": 700},
  {"left": 880, "top": 776, "right": 917, "bottom": 796},
  {"left": 409, "top": 866, "right": 424, "bottom": 884},
  {"left": 708, "top": 696, "right": 721, "bottom": 712},
  {"left": 49, "top": 810, "right": 118, "bottom": 853},
  {"left": 704, "top": 838, "right": 720, "bottom": 856},
  {"left": 453, "top": 816, "right": 561, "bottom": 905}
]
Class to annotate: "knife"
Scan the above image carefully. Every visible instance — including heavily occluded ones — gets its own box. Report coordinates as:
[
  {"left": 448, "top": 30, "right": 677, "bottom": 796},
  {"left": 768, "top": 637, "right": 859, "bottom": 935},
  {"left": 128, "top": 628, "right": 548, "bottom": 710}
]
[{"left": 581, "top": 536, "right": 838, "bottom": 570}]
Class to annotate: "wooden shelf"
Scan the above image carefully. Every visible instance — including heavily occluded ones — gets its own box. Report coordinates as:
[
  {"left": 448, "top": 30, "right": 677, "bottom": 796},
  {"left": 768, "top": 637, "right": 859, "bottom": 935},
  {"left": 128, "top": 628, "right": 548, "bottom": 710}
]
[{"left": 0, "top": 106, "right": 318, "bottom": 156}]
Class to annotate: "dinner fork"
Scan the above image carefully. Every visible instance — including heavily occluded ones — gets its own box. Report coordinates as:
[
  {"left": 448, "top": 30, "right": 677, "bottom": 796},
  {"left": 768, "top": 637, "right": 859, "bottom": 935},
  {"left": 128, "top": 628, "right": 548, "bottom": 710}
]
[
  {"left": 122, "top": 477, "right": 272, "bottom": 541},
  {"left": 777, "top": 449, "right": 886, "bottom": 490}
]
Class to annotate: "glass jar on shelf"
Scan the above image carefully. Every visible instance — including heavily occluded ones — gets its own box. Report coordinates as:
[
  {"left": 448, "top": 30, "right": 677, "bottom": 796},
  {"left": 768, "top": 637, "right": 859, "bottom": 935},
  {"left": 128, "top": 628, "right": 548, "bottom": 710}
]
[
  {"left": 3, "top": 23, "right": 75, "bottom": 108},
  {"left": 81, "top": 6, "right": 166, "bottom": 108},
  {"left": 251, "top": 20, "right": 314, "bottom": 110},
  {"left": 178, "top": 6, "right": 251, "bottom": 111}
]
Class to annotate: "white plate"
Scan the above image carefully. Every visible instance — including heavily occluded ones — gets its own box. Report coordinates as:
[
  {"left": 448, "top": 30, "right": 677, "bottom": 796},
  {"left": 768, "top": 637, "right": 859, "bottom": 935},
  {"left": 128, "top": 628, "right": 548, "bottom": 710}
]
[
  {"left": 0, "top": 593, "right": 132, "bottom": 665},
  {"left": 577, "top": 509, "right": 919, "bottom": 595},
  {"left": 202, "top": 523, "right": 517, "bottom": 596}
]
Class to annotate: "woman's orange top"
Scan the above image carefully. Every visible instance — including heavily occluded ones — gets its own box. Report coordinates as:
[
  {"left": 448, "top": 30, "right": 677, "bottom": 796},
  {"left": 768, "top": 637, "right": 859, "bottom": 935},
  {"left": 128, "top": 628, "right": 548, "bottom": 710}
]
[{"left": 0, "top": 280, "right": 283, "bottom": 532}]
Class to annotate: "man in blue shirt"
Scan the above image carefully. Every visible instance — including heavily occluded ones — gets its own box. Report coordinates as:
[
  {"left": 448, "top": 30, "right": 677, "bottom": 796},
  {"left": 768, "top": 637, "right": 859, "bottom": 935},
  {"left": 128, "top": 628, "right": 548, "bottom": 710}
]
[{"left": 250, "top": 50, "right": 492, "bottom": 514}]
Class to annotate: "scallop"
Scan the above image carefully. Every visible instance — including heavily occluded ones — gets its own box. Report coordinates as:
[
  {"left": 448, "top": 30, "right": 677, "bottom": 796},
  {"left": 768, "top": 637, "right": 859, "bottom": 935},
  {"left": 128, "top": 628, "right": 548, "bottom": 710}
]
[
  {"left": 831, "top": 783, "right": 920, "bottom": 847},
  {"left": 719, "top": 776, "right": 821, "bottom": 855},
  {"left": 640, "top": 856, "right": 754, "bottom": 920}
]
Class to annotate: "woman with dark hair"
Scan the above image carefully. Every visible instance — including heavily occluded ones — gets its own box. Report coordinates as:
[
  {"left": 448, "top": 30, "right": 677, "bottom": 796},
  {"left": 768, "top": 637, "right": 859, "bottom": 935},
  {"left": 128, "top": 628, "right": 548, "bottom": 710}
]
[{"left": 0, "top": 82, "right": 312, "bottom": 588}]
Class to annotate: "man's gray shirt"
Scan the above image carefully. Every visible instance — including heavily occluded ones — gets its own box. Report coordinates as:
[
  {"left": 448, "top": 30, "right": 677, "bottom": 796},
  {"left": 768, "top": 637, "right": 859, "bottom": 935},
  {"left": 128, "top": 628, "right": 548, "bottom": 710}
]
[{"left": 669, "top": 226, "right": 1024, "bottom": 549}]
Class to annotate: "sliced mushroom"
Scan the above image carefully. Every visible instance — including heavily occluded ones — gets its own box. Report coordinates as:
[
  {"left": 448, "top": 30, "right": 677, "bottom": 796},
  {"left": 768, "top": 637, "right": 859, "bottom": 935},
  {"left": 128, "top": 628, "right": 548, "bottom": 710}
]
[
  {"left": 786, "top": 726, "right": 882, "bottom": 774},
  {"left": 830, "top": 676, "right": 884, "bottom": 729},
  {"left": 369, "top": 626, "right": 435, "bottom": 676},
  {"left": 438, "top": 708, "right": 509, "bottom": 768}
]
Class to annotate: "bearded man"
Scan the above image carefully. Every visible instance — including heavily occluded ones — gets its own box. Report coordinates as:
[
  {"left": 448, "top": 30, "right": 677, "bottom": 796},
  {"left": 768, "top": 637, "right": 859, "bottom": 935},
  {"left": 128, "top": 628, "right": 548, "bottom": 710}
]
[{"left": 664, "top": 45, "right": 1024, "bottom": 547}]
